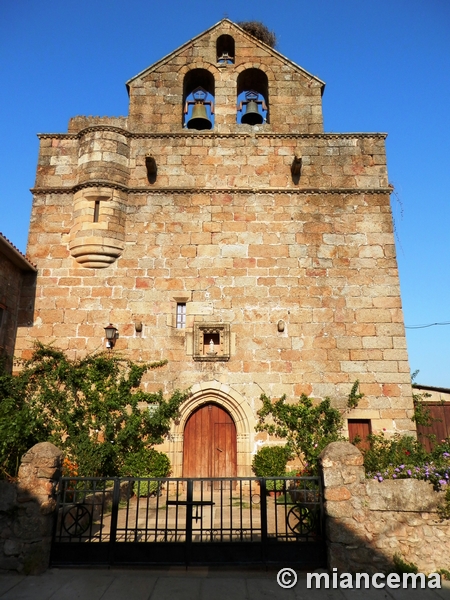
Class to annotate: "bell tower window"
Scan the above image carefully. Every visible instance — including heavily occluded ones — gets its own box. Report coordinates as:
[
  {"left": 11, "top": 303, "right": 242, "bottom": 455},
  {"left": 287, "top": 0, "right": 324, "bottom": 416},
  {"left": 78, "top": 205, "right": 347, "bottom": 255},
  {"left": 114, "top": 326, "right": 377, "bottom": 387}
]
[
  {"left": 237, "top": 68, "right": 269, "bottom": 125},
  {"left": 216, "top": 35, "right": 235, "bottom": 64},
  {"left": 183, "top": 69, "right": 215, "bottom": 130}
]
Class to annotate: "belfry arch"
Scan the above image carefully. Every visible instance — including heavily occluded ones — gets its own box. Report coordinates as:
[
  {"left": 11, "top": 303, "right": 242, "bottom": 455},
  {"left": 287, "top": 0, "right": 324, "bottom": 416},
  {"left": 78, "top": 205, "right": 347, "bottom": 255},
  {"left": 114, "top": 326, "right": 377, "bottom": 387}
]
[{"left": 167, "top": 381, "right": 255, "bottom": 477}]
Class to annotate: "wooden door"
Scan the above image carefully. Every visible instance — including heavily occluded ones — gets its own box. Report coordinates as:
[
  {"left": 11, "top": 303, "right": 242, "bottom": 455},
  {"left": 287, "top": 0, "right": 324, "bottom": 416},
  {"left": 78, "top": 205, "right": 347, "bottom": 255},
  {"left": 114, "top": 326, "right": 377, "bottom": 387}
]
[
  {"left": 348, "top": 419, "right": 371, "bottom": 451},
  {"left": 183, "top": 403, "right": 237, "bottom": 479},
  {"left": 416, "top": 403, "right": 450, "bottom": 452}
]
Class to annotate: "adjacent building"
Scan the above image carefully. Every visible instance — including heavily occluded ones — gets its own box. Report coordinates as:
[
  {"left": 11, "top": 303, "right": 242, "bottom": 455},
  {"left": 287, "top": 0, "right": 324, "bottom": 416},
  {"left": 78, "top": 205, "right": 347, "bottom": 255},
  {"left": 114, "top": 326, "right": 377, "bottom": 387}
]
[{"left": 0, "top": 233, "right": 36, "bottom": 371}]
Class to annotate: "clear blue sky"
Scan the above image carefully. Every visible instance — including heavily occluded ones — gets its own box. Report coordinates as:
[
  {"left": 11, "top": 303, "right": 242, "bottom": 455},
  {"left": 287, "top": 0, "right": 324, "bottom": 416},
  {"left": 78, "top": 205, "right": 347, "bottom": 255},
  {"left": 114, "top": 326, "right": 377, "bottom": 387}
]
[{"left": 1, "top": 0, "right": 449, "bottom": 387}]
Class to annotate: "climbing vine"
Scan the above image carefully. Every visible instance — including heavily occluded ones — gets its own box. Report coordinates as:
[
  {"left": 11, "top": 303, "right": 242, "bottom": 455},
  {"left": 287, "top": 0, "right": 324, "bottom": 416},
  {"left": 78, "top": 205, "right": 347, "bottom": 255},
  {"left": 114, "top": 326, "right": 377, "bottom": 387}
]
[
  {"left": 255, "top": 381, "right": 362, "bottom": 474},
  {"left": 0, "top": 343, "right": 190, "bottom": 478}
]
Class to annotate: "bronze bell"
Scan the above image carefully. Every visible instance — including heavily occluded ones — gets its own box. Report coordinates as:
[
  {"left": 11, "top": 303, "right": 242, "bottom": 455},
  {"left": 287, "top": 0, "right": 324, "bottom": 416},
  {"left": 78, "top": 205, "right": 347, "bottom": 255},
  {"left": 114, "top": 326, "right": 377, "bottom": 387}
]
[
  {"left": 241, "top": 100, "right": 264, "bottom": 126},
  {"left": 187, "top": 101, "right": 212, "bottom": 130}
]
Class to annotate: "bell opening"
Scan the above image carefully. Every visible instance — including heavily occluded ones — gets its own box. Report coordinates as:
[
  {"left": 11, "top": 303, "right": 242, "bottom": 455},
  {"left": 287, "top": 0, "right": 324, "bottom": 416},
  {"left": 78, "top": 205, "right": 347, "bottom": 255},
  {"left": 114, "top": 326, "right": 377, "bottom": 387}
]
[{"left": 237, "top": 69, "right": 269, "bottom": 125}]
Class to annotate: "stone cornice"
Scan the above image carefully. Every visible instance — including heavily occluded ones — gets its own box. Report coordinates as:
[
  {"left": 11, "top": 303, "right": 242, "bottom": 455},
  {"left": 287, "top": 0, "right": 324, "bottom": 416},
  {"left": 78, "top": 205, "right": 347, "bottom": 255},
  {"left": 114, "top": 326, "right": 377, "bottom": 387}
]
[
  {"left": 37, "top": 127, "right": 387, "bottom": 141},
  {"left": 31, "top": 182, "right": 393, "bottom": 196}
]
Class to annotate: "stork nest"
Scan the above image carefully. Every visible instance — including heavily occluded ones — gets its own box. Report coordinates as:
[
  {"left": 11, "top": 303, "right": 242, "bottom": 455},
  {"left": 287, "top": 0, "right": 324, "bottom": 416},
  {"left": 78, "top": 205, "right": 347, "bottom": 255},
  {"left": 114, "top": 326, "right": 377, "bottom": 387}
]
[{"left": 237, "top": 21, "right": 277, "bottom": 48}]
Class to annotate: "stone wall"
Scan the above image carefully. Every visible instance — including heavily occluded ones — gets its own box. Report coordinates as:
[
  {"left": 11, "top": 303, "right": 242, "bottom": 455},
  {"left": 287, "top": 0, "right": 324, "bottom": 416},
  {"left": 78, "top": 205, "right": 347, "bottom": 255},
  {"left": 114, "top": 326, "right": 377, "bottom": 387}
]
[
  {"left": 320, "top": 441, "right": 450, "bottom": 574},
  {"left": 0, "top": 443, "right": 62, "bottom": 574}
]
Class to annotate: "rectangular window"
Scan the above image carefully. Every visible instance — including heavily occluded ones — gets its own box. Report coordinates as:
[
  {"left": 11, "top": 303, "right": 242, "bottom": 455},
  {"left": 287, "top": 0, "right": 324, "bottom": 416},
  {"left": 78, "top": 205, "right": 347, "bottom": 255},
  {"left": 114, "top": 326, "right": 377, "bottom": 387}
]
[
  {"left": 93, "top": 200, "right": 100, "bottom": 223},
  {"left": 176, "top": 303, "right": 186, "bottom": 329}
]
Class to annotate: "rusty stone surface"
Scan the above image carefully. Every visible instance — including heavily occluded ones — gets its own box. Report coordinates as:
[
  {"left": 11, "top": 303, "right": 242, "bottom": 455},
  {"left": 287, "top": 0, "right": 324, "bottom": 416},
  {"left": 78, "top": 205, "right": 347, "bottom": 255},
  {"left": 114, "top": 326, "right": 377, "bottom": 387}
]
[{"left": 324, "top": 486, "right": 352, "bottom": 502}]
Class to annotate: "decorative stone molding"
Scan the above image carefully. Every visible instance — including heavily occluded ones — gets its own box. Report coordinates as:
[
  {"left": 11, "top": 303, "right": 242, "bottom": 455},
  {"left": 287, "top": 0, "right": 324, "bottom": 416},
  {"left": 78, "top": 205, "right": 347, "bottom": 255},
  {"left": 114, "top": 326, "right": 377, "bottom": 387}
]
[
  {"left": 32, "top": 184, "right": 393, "bottom": 196},
  {"left": 193, "top": 322, "right": 230, "bottom": 361},
  {"left": 167, "top": 380, "right": 255, "bottom": 477},
  {"left": 38, "top": 129, "right": 387, "bottom": 141}
]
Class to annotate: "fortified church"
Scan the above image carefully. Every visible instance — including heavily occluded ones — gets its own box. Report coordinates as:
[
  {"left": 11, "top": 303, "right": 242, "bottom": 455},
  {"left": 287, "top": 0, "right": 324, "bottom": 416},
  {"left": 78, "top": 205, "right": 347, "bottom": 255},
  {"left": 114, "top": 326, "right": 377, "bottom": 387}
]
[{"left": 14, "top": 20, "right": 415, "bottom": 477}]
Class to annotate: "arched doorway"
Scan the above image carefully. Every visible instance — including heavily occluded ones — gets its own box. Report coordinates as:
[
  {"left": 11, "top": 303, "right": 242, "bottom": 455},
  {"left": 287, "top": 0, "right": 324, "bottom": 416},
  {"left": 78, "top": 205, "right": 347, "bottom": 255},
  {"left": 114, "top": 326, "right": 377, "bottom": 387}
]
[{"left": 183, "top": 403, "right": 237, "bottom": 479}]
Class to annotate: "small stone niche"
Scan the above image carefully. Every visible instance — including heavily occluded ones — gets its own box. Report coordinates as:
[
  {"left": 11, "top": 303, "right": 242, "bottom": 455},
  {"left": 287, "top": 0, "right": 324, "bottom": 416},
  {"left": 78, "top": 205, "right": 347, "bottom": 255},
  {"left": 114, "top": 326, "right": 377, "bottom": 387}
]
[{"left": 193, "top": 323, "right": 230, "bottom": 361}]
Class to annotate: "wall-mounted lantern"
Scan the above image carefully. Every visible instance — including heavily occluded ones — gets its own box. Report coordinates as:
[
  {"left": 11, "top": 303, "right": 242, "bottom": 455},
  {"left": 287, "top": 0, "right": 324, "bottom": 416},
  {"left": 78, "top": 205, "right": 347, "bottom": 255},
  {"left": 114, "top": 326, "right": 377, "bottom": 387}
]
[{"left": 104, "top": 323, "right": 119, "bottom": 349}]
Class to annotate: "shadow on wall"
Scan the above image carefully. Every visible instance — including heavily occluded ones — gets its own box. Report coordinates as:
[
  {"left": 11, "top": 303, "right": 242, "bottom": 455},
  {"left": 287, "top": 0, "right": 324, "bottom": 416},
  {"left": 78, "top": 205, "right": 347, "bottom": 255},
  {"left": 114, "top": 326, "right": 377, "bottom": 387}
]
[
  {"left": 0, "top": 442, "right": 62, "bottom": 574},
  {"left": 16, "top": 271, "right": 36, "bottom": 330},
  {"left": 320, "top": 441, "right": 450, "bottom": 576}
]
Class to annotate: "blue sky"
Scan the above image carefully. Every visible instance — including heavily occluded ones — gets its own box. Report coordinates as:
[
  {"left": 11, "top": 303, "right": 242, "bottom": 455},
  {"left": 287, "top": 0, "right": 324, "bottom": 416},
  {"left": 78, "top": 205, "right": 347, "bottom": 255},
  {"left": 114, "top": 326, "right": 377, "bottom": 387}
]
[{"left": 1, "top": 0, "right": 449, "bottom": 386}]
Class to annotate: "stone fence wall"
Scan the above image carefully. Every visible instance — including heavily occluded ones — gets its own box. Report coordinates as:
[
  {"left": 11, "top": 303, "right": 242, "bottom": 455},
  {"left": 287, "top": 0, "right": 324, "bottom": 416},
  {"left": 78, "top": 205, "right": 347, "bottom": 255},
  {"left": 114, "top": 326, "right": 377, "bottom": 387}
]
[
  {"left": 320, "top": 441, "right": 450, "bottom": 574},
  {"left": 0, "top": 442, "right": 62, "bottom": 574}
]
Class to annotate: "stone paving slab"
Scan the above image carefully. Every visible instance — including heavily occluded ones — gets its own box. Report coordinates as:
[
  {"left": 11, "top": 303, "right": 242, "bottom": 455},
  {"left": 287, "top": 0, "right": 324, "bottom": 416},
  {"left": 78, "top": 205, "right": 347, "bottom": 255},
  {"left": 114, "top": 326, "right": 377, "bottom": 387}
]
[{"left": 1, "top": 569, "right": 450, "bottom": 600}]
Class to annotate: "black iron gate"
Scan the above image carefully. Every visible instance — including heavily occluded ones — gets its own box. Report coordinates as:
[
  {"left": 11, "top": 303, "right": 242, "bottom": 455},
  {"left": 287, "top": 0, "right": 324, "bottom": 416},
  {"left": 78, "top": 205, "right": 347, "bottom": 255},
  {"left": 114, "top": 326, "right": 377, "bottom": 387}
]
[{"left": 50, "top": 476, "right": 326, "bottom": 567}]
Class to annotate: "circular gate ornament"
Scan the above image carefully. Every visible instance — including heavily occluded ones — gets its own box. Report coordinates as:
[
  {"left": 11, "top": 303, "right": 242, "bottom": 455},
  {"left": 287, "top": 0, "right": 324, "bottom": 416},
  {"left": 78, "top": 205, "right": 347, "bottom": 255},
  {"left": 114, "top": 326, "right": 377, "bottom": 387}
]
[
  {"left": 286, "top": 505, "right": 316, "bottom": 537},
  {"left": 62, "top": 504, "right": 92, "bottom": 536}
]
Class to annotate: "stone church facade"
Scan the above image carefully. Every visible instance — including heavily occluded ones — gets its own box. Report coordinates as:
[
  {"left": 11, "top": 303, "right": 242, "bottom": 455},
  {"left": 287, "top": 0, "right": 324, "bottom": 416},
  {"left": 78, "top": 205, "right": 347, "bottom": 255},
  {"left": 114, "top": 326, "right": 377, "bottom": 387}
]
[{"left": 15, "top": 20, "right": 415, "bottom": 476}]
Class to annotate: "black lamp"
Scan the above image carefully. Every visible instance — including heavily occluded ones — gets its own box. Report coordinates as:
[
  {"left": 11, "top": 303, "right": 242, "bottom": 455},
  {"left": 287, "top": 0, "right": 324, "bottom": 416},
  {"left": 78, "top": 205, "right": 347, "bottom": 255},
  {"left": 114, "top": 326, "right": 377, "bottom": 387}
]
[{"left": 104, "top": 324, "right": 118, "bottom": 349}]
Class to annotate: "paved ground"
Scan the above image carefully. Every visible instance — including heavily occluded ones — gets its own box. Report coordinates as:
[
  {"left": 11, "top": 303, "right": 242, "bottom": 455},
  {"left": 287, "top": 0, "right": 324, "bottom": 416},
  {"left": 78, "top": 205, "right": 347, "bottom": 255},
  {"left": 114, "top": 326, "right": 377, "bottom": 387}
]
[{"left": 1, "top": 567, "right": 450, "bottom": 600}]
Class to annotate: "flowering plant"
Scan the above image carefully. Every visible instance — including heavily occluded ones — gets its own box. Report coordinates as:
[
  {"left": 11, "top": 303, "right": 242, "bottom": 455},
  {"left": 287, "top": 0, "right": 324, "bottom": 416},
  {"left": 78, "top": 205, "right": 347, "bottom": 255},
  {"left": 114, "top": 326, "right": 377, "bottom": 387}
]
[
  {"left": 370, "top": 451, "right": 450, "bottom": 490},
  {"left": 62, "top": 457, "right": 78, "bottom": 478}
]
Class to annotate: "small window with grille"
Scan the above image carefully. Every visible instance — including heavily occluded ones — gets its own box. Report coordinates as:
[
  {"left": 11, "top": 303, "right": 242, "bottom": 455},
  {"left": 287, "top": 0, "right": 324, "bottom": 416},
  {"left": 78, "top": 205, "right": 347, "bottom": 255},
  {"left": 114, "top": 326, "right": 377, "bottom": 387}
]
[{"left": 176, "top": 303, "right": 186, "bottom": 329}]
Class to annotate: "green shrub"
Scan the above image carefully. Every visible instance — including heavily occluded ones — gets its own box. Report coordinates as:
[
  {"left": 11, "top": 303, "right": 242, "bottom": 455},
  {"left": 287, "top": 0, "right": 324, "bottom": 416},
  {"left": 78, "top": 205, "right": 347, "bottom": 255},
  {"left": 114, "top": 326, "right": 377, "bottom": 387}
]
[
  {"left": 265, "top": 476, "right": 290, "bottom": 492},
  {"left": 134, "top": 479, "right": 161, "bottom": 497},
  {"left": 251, "top": 445, "right": 291, "bottom": 477},
  {"left": 0, "top": 343, "right": 189, "bottom": 478},
  {"left": 122, "top": 447, "right": 171, "bottom": 478},
  {"left": 130, "top": 449, "right": 171, "bottom": 497}
]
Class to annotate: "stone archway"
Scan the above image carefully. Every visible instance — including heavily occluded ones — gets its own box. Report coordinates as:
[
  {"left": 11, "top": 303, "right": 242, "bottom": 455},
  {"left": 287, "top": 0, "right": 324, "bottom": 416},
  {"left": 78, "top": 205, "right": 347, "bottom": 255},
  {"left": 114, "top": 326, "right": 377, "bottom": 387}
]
[{"left": 167, "top": 381, "right": 256, "bottom": 477}]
